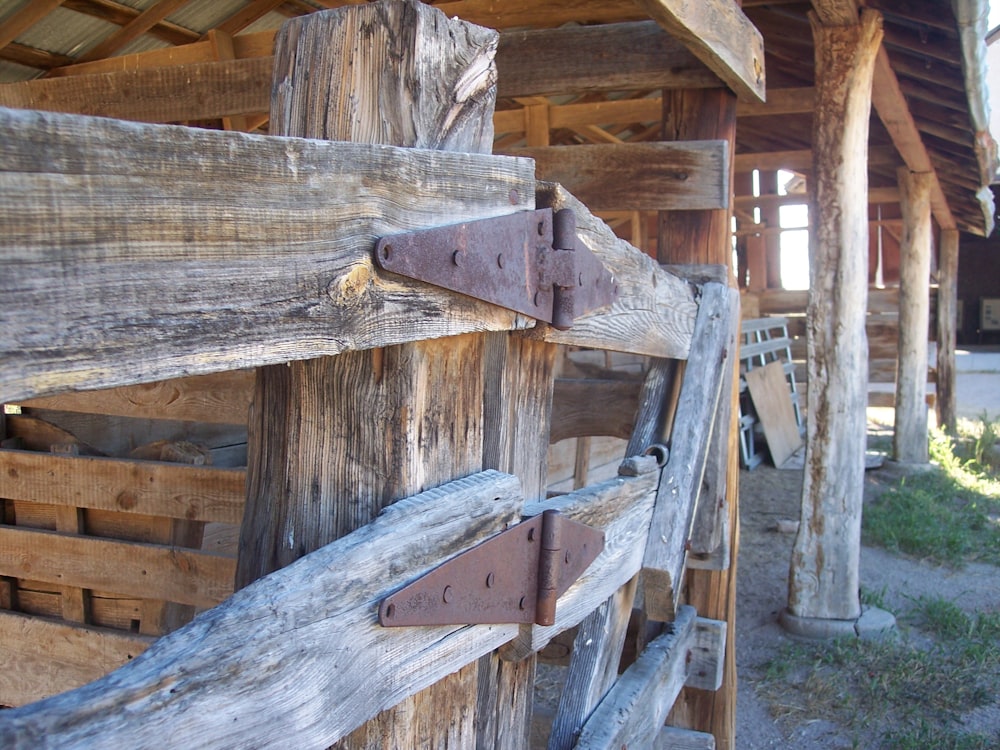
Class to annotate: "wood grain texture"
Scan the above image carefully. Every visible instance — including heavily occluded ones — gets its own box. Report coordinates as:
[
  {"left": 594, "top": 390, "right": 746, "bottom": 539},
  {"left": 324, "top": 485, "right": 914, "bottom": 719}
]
[
  {"left": 0, "top": 526, "right": 234, "bottom": 608},
  {"left": 549, "top": 378, "right": 640, "bottom": 443},
  {"left": 0, "top": 472, "right": 523, "bottom": 748},
  {"left": 500, "top": 471, "right": 659, "bottom": 661},
  {"left": 527, "top": 183, "right": 698, "bottom": 359},
  {"left": 504, "top": 142, "right": 728, "bottom": 212},
  {"left": 0, "top": 610, "right": 153, "bottom": 707},
  {"left": 17, "top": 370, "right": 253, "bottom": 425},
  {"left": 574, "top": 605, "right": 698, "bottom": 750},
  {"left": 935, "top": 228, "right": 959, "bottom": 432},
  {"left": 789, "top": 10, "right": 883, "bottom": 622},
  {"left": 0, "top": 106, "right": 535, "bottom": 404},
  {"left": 744, "top": 361, "right": 802, "bottom": 468},
  {"left": 634, "top": 0, "right": 765, "bottom": 102},
  {"left": 496, "top": 21, "right": 717, "bottom": 98},
  {"left": 0, "top": 450, "right": 245, "bottom": 524},
  {"left": 642, "top": 284, "right": 738, "bottom": 621},
  {"left": 893, "top": 166, "right": 932, "bottom": 464}
]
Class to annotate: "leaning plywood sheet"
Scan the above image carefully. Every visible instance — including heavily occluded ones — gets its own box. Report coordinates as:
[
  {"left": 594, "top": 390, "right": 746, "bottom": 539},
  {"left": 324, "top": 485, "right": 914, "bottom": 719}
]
[
  {"left": 0, "top": 471, "right": 523, "bottom": 749},
  {"left": 744, "top": 360, "right": 802, "bottom": 468},
  {"left": 0, "top": 107, "right": 535, "bottom": 403}
]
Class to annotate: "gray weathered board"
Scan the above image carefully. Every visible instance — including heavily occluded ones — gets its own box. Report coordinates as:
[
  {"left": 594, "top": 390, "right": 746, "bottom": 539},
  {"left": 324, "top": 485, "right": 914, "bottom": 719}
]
[{"left": 744, "top": 360, "right": 802, "bottom": 468}]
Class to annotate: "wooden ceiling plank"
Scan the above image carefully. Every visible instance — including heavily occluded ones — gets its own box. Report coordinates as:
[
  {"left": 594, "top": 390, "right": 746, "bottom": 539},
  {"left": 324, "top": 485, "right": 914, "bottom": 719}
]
[
  {"left": 634, "top": 0, "right": 765, "bottom": 102},
  {"left": 62, "top": 0, "right": 199, "bottom": 46},
  {"left": 497, "top": 21, "right": 718, "bottom": 99},
  {"left": 871, "top": 47, "right": 955, "bottom": 229},
  {"left": 73, "top": 0, "right": 193, "bottom": 65},
  {"left": 0, "top": 0, "right": 67, "bottom": 52}
]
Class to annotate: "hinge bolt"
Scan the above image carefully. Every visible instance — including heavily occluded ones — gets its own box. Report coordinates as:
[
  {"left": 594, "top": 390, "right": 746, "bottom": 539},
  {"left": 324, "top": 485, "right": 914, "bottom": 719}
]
[
  {"left": 486, "top": 572, "right": 495, "bottom": 588},
  {"left": 452, "top": 250, "right": 463, "bottom": 266},
  {"left": 443, "top": 586, "right": 454, "bottom": 603},
  {"left": 497, "top": 253, "right": 505, "bottom": 269}
]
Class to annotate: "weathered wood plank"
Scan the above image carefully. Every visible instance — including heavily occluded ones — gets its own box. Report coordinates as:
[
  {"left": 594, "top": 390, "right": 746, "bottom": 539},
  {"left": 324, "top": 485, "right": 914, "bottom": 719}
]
[
  {"left": 0, "top": 610, "right": 154, "bottom": 707},
  {"left": 575, "top": 605, "right": 698, "bottom": 750},
  {"left": 0, "top": 527, "right": 235, "bottom": 609},
  {"left": 16, "top": 370, "right": 253, "bottom": 425},
  {"left": 0, "top": 471, "right": 523, "bottom": 748},
  {"left": 503, "top": 142, "right": 728, "bottom": 212},
  {"left": 496, "top": 21, "right": 717, "bottom": 98},
  {"left": 634, "top": 0, "right": 765, "bottom": 102},
  {"left": 643, "top": 283, "right": 739, "bottom": 621},
  {"left": 501, "top": 470, "right": 660, "bottom": 661},
  {"left": 550, "top": 378, "right": 640, "bottom": 443},
  {"left": 0, "top": 450, "right": 245, "bottom": 524},
  {"left": 935, "top": 228, "right": 959, "bottom": 432},
  {"left": 526, "top": 183, "right": 698, "bottom": 359},
  {"left": 0, "top": 106, "right": 535, "bottom": 404},
  {"left": 656, "top": 727, "right": 717, "bottom": 749}
]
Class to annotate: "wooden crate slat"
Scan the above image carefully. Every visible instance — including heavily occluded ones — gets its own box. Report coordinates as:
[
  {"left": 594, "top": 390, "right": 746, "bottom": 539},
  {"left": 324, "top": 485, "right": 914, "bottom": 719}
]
[
  {"left": 0, "top": 527, "right": 235, "bottom": 609},
  {"left": 0, "top": 450, "right": 246, "bottom": 524},
  {"left": 0, "top": 610, "right": 153, "bottom": 707}
]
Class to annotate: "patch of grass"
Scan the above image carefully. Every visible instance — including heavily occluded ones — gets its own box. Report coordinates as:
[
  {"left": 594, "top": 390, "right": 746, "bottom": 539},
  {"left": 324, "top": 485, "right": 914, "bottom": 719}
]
[
  {"left": 757, "top": 596, "right": 1000, "bottom": 748},
  {"left": 862, "top": 420, "right": 1000, "bottom": 567}
]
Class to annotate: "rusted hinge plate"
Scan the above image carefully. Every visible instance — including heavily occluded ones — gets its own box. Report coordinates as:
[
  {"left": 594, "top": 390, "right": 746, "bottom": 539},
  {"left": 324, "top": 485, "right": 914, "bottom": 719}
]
[
  {"left": 374, "top": 208, "right": 617, "bottom": 330},
  {"left": 379, "top": 510, "right": 604, "bottom": 627}
]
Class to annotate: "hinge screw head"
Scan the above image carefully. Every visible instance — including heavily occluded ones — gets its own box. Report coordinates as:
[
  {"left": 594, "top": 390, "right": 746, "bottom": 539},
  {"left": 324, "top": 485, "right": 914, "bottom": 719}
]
[
  {"left": 452, "top": 250, "right": 462, "bottom": 266},
  {"left": 443, "top": 586, "right": 453, "bottom": 603},
  {"left": 486, "top": 572, "right": 495, "bottom": 588},
  {"left": 497, "top": 253, "right": 504, "bottom": 269},
  {"left": 518, "top": 596, "right": 527, "bottom": 610}
]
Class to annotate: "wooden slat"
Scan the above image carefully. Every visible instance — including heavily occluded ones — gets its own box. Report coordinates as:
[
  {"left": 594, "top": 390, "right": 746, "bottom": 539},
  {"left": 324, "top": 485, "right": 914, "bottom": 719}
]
[
  {"left": 0, "top": 527, "right": 235, "bottom": 608},
  {"left": 0, "top": 610, "right": 153, "bottom": 707},
  {"left": 575, "top": 605, "right": 698, "bottom": 749},
  {"left": 496, "top": 21, "right": 717, "bottom": 99},
  {"left": 635, "top": 0, "right": 765, "bottom": 102},
  {"left": 504, "top": 142, "right": 728, "bottom": 212},
  {"left": 0, "top": 106, "right": 536, "bottom": 404},
  {"left": 0, "top": 471, "right": 523, "bottom": 748},
  {"left": 642, "top": 284, "right": 739, "bottom": 621},
  {"left": 18, "top": 370, "right": 253, "bottom": 424},
  {"left": 744, "top": 361, "right": 802, "bottom": 468},
  {"left": 0, "top": 450, "right": 245, "bottom": 524},
  {"left": 526, "top": 183, "right": 699, "bottom": 359}
]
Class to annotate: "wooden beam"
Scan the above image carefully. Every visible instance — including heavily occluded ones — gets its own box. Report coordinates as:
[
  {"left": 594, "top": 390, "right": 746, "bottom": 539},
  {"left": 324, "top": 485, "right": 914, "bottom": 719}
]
[
  {"left": 936, "top": 228, "right": 959, "bottom": 433},
  {"left": 0, "top": 42, "right": 73, "bottom": 70},
  {"left": 62, "top": 0, "right": 200, "bottom": 46},
  {"left": 431, "top": 0, "right": 645, "bottom": 29},
  {"left": 0, "top": 472, "right": 525, "bottom": 748},
  {"left": 0, "top": 56, "right": 273, "bottom": 122},
  {"left": 871, "top": 47, "right": 955, "bottom": 229},
  {"left": 0, "top": 107, "right": 536, "bottom": 404},
  {"left": 736, "top": 87, "right": 814, "bottom": 117},
  {"left": 550, "top": 379, "right": 641, "bottom": 443},
  {"left": 504, "top": 142, "right": 729, "bottom": 212},
  {"left": 215, "top": 0, "right": 285, "bottom": 35},
  {"left": 496, "top": 21, "right": 718, "bottom": 99},
  {"left": 809, "top": 0, "right": 860, "bottom": 25},
  {"left": 634, "top": 0, "right": 765, "bottom": 102},
  {"left": 73, "top": 0, "right": 193, "bottom": 64}
]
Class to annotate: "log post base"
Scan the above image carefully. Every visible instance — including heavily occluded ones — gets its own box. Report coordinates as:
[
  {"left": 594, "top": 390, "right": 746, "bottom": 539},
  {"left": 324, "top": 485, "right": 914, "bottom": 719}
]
[{"left": 779, "top": 606, "right": 897, "bottom": 641}]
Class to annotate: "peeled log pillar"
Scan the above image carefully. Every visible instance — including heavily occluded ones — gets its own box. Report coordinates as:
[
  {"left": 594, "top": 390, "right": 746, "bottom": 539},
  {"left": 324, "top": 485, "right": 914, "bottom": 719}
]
[
  {"left": 936, "top": 228, "right": 960, "bottom": 434},
  {"left": 894, "top": 167, "right": 933, "bottom": 463},
  {"left": 783, "top": 10, "right": 890, "bottom": 635}
]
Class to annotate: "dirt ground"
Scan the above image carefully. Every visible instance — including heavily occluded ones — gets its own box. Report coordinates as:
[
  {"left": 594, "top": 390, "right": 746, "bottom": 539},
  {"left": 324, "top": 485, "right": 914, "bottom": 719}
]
[{"left": 735, "top": 452, "right": 1000, "bottom": 748}]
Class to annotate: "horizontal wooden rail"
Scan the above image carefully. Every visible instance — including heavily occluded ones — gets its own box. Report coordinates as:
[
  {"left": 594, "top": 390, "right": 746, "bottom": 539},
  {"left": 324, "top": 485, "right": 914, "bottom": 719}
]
[
  {"left": 0, "top": 450, "right": 246, "bottom": 524},
  {"left": 550, "top": 378, "right": 641, "bottom": 443}
]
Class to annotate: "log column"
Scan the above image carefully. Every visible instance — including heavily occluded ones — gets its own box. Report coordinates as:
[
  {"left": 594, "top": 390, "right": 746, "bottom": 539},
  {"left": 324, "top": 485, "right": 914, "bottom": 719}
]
[
  {"left": 235, "top": 2, "right": 510, "bottom": 746},
  {"left": 784, "top": 10, "right": 886, "bottom": 632},
  {"left": 894, "top": 167, "right": 933, "bottom": 462},
  {"left": 936, "top": 228, "right": 960, "bottom": 433}
]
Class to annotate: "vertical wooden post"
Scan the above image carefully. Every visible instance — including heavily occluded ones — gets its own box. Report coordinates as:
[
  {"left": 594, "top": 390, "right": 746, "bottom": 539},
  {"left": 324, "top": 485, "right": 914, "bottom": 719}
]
[
  {"left": 235, "top": 2, "right": 504, "bottom": 746},
  {"left": 894, "top": 167, "right": 933, "bottom": 463},
  {"left": 657, "top": 87, "right": 740, "bottom": 750},
  {"left": 785, "top": 10, "right": 883, "bottom": 627},
  {"left": 936, "top": 228, "right": 959, "bottom": 433}
]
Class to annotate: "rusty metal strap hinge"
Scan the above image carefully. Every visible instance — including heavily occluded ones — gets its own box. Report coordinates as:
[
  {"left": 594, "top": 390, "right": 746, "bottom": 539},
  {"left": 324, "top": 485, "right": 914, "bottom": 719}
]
[
  {"left": 379, "top": 510, "right": 604, "bottom": 628},
  {"left": 374, "top": 208, "right": 617, "bottom": 330}
]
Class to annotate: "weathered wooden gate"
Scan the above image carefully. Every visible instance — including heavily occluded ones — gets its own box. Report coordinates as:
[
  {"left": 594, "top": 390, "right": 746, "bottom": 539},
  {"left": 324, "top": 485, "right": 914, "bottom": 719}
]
[{"left": 0, "top": 2, "right": 737, "bottom": 748}]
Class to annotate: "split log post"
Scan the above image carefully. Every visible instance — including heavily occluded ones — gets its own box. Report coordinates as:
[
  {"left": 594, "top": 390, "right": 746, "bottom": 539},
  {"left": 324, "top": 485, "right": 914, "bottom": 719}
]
[
  {"left": 936, "top": 228, "right": 959, "bottom": 433},
  {"left": 786, "top": 10, "right": 883, "bottom": 624},
  {"left": 657, "top": 87, "right": 740, "bottom": 748},
  {"left": 894, "top": 166, "right": 933, "bottom": 463},
  {"left": 234, "top": 2, "right": 509, "bottom": 746}
]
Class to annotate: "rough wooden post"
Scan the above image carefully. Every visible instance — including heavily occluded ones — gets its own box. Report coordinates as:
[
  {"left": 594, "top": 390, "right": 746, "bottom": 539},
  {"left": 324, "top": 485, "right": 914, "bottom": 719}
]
[
  {"left": 657, "top": 87, "right": 740, "bottom": 750},
  {"left": 235, "top": 2, "right": 504, "bottom": 746},
  {"left": 894, "top": 167, "right": 933, "bottom": 463},
  {"left": 784, "top": 10, "right": 884, "bottom": 631},
  {"left": 936, "top": 228, "right": 959, "bottom": 433}
]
